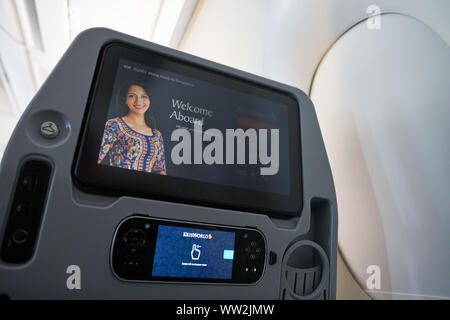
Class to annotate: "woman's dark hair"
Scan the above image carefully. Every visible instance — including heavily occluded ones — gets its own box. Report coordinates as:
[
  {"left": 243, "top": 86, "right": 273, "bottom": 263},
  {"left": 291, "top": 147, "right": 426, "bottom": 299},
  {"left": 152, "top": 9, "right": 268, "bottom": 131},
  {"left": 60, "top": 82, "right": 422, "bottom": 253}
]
[{"left": 115, "top": 79, "right": 156, "bottom": 128}]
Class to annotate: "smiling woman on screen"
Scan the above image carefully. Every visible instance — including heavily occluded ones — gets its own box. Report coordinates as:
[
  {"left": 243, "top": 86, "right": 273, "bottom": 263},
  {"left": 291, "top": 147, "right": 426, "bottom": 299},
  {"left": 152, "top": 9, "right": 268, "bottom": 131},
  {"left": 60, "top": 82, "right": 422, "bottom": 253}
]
[{"left": 97, "top": 79, "right": 166, "bottom": 175}]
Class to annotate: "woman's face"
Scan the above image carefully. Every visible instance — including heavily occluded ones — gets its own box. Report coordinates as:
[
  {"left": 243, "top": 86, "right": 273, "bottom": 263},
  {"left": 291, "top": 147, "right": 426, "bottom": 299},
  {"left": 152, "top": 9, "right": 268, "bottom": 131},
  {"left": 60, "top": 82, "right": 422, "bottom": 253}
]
[{"left": 125, "top": 85, "right": 150, "bottom": 115}]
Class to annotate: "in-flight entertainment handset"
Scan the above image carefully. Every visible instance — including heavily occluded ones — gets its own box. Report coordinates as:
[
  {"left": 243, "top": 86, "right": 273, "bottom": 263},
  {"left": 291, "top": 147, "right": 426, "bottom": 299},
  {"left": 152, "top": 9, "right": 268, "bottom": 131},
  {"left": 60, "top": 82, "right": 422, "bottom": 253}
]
[{"left": 111, "top": 216, "right": 266, "bottom": 284}]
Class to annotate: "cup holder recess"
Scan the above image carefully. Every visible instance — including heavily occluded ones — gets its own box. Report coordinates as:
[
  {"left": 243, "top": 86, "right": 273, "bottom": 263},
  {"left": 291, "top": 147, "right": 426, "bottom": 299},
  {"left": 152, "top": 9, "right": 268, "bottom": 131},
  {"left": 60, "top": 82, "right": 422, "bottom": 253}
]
[{"left": 281, "top": 240, "right": 329, "bottom": 300}]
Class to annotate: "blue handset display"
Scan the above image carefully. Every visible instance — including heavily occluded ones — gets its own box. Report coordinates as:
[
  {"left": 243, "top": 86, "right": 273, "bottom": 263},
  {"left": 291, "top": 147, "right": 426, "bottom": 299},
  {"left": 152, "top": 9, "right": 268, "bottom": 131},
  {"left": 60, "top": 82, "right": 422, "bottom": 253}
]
[{"left": 152, "top": 225, "right": 235, "bottom": 279}]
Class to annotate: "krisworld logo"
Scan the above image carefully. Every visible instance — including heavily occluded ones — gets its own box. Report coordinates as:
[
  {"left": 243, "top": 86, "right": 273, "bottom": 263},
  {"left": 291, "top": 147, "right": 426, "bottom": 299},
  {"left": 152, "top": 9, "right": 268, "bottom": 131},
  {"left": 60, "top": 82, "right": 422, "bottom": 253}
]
[{"left": 183, "top": 232, "right": 213, "bottom": 240}]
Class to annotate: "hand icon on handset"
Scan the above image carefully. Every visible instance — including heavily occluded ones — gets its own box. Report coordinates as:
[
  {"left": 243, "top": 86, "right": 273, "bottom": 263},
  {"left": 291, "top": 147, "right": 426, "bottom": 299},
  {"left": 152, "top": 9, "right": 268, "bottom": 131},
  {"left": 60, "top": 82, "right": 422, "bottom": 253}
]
[{"left": 191, "top": 244, "right": 201, "bottom": 260}]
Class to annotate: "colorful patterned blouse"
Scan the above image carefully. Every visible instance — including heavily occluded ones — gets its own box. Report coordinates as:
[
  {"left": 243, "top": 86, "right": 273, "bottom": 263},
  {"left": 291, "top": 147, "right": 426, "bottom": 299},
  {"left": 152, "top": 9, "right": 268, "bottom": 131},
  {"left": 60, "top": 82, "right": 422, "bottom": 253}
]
[{"left": 97, "top": 117, "right": 166, "bottom": 174}]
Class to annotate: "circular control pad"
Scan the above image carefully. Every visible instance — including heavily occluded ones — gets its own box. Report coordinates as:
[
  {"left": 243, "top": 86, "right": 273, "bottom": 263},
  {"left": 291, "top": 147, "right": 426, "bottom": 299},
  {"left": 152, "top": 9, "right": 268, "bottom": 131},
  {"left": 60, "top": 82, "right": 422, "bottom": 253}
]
[{"left": 122, "top": 229, "right": 147, "bottom": 248}]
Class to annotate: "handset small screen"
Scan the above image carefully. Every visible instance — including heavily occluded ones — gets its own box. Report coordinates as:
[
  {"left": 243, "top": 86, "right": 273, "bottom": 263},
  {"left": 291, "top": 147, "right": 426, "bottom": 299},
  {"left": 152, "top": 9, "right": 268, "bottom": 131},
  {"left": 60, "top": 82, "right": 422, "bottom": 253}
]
[{"left": 152, "top": 225, "right": 235, "bottom": 279}]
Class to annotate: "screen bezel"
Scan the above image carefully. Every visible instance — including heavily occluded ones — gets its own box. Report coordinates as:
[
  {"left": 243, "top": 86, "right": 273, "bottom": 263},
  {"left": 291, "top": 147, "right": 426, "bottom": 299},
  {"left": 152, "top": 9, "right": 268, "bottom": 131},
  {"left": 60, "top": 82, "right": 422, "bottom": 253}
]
[
  {"left": 73, "top": 42, "right": 303, "bottom": 217},
  {"left": 110, "top": 216, "right": 266, "bottom": 284}
]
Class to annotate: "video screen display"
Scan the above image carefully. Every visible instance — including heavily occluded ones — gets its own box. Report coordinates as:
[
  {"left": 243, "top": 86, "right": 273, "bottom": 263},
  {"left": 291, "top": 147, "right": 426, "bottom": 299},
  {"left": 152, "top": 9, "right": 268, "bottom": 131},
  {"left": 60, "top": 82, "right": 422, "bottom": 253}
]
[
  {"left": 97, "top": 58, "right": 291, "bottom": 195},
  {"left": 151, "top": 225, "right": 235, "bottom": 279}
]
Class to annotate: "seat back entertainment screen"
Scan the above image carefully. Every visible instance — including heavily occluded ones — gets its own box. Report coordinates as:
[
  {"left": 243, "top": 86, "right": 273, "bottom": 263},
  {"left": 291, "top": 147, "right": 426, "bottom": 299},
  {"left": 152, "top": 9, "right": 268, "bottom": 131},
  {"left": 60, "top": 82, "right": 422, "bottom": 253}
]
[{"left": 75, "top": 43, "right": 302, "bottom": 217}]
